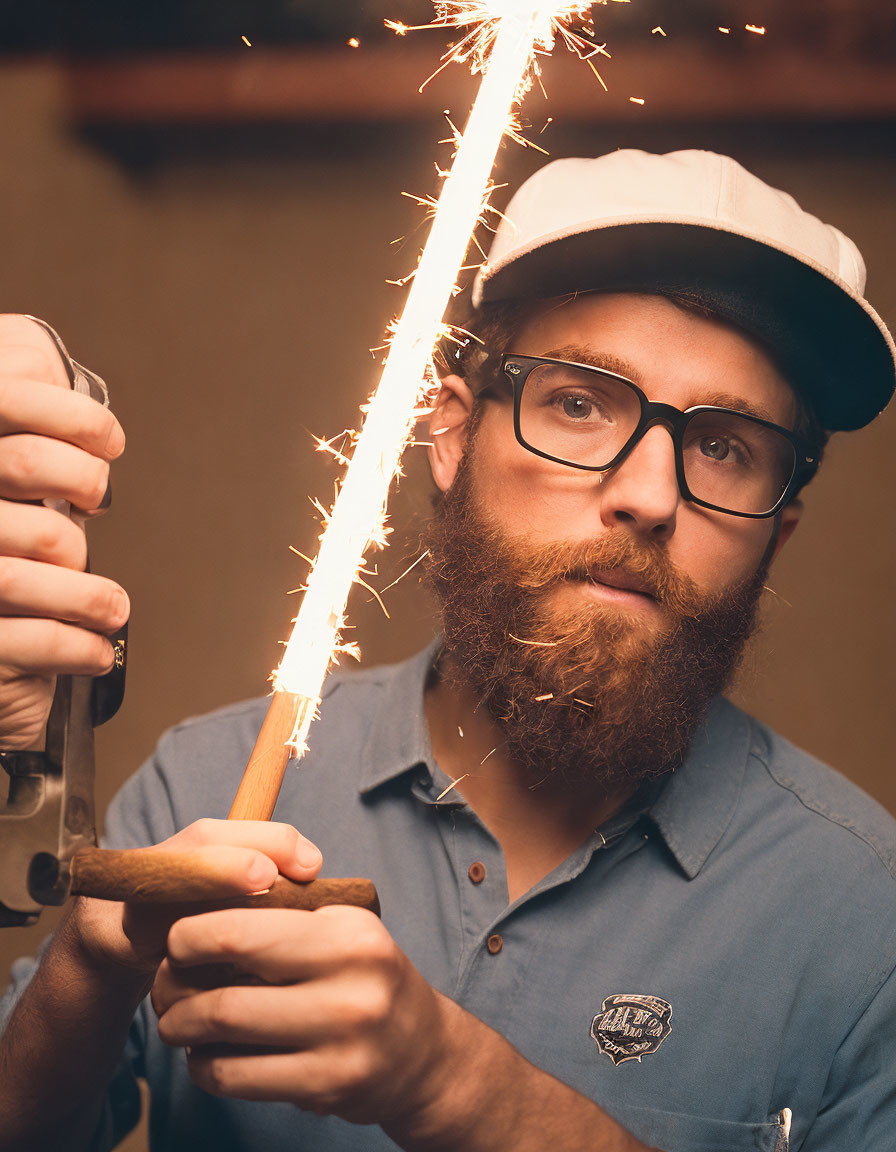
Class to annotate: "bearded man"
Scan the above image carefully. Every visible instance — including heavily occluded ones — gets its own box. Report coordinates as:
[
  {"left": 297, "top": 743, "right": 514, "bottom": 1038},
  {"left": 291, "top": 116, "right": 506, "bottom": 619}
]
[{"left": 1, "top": 150, "right": 894, "bottom": 1152}]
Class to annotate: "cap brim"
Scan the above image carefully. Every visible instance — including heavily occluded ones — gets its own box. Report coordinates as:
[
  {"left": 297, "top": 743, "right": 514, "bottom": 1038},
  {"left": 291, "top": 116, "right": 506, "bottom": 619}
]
[{"left": 477, "top": 222, "right": 895, "bottom": 432}]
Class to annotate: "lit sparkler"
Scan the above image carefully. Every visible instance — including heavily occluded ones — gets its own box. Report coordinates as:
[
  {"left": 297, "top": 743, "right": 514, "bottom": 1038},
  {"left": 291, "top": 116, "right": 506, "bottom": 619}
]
[{"left": 229, "top": 1, "right": 604, "bottom": 822}]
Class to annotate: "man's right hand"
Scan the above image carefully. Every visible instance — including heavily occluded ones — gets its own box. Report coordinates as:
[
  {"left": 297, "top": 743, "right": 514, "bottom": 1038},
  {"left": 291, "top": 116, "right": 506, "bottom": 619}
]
[
  {"left": 66, "top": 819, "right": 324, "bottom": 978},
  {"left": 0, "top": 314, "right": 129, "bottom": 749}
]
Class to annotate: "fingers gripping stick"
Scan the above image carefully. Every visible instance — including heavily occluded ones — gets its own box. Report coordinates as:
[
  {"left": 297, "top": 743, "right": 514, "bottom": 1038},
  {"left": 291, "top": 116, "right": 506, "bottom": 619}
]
[
  {"left": 70, "top": 690, "right": 380, "bottom": 914},
  {"left": 0, "top": 320, "right": 126, "bottom": 926},
  {"left": 68, "top": 692, "right": 379, "bottom": 913},
  {"left": 26, "top": 316, "right": 128, "bottom": 726}
]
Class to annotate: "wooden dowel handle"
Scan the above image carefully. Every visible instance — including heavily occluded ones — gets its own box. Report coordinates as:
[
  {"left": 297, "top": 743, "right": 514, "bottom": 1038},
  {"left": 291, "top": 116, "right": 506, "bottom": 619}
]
[
  {"left": 228, "top": 691, "right": 302, "bottom": 822},
  {"left": 70, "top": 847, "right": 380, "bottom": 916}
]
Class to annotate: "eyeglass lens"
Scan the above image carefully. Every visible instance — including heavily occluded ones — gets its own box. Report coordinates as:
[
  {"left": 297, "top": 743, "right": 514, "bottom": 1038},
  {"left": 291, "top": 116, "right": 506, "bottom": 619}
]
[{"left": 518, "top": 362, "right": 797, "bottom": 516}]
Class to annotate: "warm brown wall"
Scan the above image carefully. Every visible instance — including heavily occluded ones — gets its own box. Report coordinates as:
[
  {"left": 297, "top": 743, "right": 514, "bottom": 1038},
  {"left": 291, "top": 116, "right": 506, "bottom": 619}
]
[{"left": 0, "top": 62, "right": 893, "bottom": 1131}]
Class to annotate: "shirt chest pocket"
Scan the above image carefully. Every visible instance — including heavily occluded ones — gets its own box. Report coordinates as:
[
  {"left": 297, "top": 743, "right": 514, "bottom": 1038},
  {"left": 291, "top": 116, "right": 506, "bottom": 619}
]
[{"left": 614, "top": 1105, "right": 790, "bottom": 1152}]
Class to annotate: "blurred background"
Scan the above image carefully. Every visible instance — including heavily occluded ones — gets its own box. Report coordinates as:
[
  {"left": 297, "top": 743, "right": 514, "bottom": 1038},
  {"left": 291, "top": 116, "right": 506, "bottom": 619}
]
[{"left": 0, "top": 3, "right": 894, "bottom": 1146}]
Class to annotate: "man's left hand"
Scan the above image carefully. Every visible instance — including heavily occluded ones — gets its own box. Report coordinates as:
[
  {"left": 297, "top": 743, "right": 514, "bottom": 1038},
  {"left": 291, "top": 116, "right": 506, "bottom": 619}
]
[{"left": 152, "top": 905, "right": 456, "bottom": 1128}]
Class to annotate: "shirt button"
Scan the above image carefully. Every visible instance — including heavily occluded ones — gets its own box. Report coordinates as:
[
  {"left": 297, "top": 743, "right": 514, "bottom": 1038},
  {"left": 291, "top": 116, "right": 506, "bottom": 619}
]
[
  {"left": 468, "top": 861, "right": 486, "bottom": 884},
  {"left": 487, "top": 933, "right": 503, "bottom": 955}
]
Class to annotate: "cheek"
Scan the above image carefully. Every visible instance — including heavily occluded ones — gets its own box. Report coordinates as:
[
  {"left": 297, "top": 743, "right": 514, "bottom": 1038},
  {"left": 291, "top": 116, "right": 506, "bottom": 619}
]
[
  {"left": 470, "top": 407, "right": 607, "bottom": 541},
  {"left": 668, "top": 512, "right": 777, "bottom": 593}
]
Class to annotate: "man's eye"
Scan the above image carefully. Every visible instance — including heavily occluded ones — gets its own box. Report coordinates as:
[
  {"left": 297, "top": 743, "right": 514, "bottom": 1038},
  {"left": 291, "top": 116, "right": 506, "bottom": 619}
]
[
  {"left": 700, "top": 435, "right": 729, "bottom": 460},
  {"left": 559, "top": 394, "right": 594, "bottom": 419},
  {"left": 699, "top": 435, "right": 746, "bottom": 465}
]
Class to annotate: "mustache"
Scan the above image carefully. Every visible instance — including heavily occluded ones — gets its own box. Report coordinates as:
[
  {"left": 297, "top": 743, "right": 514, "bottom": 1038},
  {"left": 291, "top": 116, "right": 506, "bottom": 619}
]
[{"left": 504, "top": 529, "right": 707, "bottom": 619}]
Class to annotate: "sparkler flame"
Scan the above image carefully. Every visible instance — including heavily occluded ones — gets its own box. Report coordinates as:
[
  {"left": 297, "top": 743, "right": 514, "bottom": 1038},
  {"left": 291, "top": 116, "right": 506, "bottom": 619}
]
[{"left": 272, "top": 2, "right": 605, "bottom": 756}]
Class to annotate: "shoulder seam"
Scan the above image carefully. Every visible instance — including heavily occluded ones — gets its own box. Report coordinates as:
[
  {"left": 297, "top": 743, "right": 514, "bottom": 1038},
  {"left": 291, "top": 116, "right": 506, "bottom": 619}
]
[{"left": 748, "top": 740, "right": 896, "bottom": 883}]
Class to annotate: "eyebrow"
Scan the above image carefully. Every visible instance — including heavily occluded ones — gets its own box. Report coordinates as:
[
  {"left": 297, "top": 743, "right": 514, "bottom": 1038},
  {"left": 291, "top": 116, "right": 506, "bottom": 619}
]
[
  {"left": 697, "top": 392, "right": 778, "bottom": 425},
  {"left": 542, "top": 345, "right": 641, "bottom": 383},
  {"left": 540, "top": 345, "right": 782, "bottom": 426}
]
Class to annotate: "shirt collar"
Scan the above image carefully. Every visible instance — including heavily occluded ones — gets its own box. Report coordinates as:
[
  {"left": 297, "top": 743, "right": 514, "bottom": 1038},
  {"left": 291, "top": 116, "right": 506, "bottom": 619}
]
[
  {"left": 357, "top": 639, "right": 441, "bottom": 793},
  {"left": 356, "top": 641, "right": 752, "bottom": 879},
  {"left": 647, "top": 695, "right": 752, "bottom": 879}
]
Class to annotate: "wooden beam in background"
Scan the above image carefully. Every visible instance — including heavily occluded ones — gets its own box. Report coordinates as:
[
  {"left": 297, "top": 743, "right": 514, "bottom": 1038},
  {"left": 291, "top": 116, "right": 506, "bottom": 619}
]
[{"left": 62, "top": 44, "right": 896, "bottom": 124}]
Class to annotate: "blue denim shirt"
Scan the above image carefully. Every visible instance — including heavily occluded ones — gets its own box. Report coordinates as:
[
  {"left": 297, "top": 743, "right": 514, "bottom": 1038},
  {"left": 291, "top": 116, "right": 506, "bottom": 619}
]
[{"left": 3, "top": 643, "right": 895, "bottom": 1151}]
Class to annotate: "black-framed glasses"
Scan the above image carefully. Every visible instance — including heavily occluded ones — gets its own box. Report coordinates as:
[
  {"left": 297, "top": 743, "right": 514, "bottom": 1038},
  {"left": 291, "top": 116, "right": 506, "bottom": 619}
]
[{"left": 483, "top": 353, "right": 819, "bottom": 519}]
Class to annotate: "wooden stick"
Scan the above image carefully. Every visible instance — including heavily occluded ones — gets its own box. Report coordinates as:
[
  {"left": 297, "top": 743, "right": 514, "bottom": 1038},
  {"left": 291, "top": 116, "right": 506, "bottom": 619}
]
[
  {"left": 228, "top": 690, "right": 306, "bottom": 821},
  {"left": 70, "top": 847, "right": 379, "bottom": 915}
]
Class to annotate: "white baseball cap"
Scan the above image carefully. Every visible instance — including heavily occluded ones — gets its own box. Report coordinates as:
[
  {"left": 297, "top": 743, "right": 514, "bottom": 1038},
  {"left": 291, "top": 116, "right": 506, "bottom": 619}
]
[{"left": 472, "top": 149, "right": 895, "bottom": 431}]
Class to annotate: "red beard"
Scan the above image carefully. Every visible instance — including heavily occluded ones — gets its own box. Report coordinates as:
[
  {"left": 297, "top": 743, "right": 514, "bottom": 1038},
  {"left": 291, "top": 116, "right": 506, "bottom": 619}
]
[{"left": 423, "top": 451, "right": 766, "bottom": 790}]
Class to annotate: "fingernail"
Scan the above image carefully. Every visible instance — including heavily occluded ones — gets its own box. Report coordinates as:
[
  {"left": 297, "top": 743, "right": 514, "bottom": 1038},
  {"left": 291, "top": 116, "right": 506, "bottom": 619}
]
[
  {"left": 111, "top": 590, "right": 130, "bottom": 626},
  {"left": 296, "top": 843, "right": 322, "bottom": 870},
  {"left": 247, "top": 857, "right": 276, "bottom": 888},
  {"left": 96, "top": 479, "right": 113, "bottom": 511},
  {"left": 105, "top": 423, "right": 126, "bottom": 458}
]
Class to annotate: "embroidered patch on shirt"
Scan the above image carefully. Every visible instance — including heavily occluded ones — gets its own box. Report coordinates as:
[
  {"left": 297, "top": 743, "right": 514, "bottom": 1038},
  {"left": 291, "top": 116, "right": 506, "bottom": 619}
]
[{"left": 591, "top": 994, "right": 673, "bottom": 1064}]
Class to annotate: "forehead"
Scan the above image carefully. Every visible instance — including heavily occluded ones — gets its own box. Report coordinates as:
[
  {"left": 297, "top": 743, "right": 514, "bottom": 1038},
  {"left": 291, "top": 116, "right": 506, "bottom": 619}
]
[{"left": 511, "top": 292, "right": 797, "bottom": 425}]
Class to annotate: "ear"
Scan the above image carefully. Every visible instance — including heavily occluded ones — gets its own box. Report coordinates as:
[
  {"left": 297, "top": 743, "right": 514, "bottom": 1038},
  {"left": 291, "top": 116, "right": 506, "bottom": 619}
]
[
  {"left": 427, "top": 373, "right": 475, "bottom": 493},
  {"left": 768, "top": 498, "right": 803, "bottom": 564}
]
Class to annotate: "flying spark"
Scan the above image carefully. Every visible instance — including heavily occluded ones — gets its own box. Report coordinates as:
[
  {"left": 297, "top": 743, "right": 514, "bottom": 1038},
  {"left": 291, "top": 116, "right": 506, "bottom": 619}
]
[
  {"left": 763, "top": 584, "right": 793, "bottom": 608},
  {"left": 436, "top": 774, "right": 470, "bottom": 801},
  {"left": 508, "top": 632, "right": 559, "bottom": 647},
  {"left": 241, "top": 34, "right": 252, "bottom": 47},
  {"left": 378, "top": 549, "right": 431, "bottom": 594},
  {"left": 745, "top": 24, "right": 766, "bottom": 35}
]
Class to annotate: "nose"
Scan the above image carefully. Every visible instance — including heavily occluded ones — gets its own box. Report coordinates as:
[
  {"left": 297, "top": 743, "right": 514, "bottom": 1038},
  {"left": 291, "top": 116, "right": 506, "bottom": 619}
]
[{"left": 599, "top": 424, "right": 680, "bottom": 542}]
